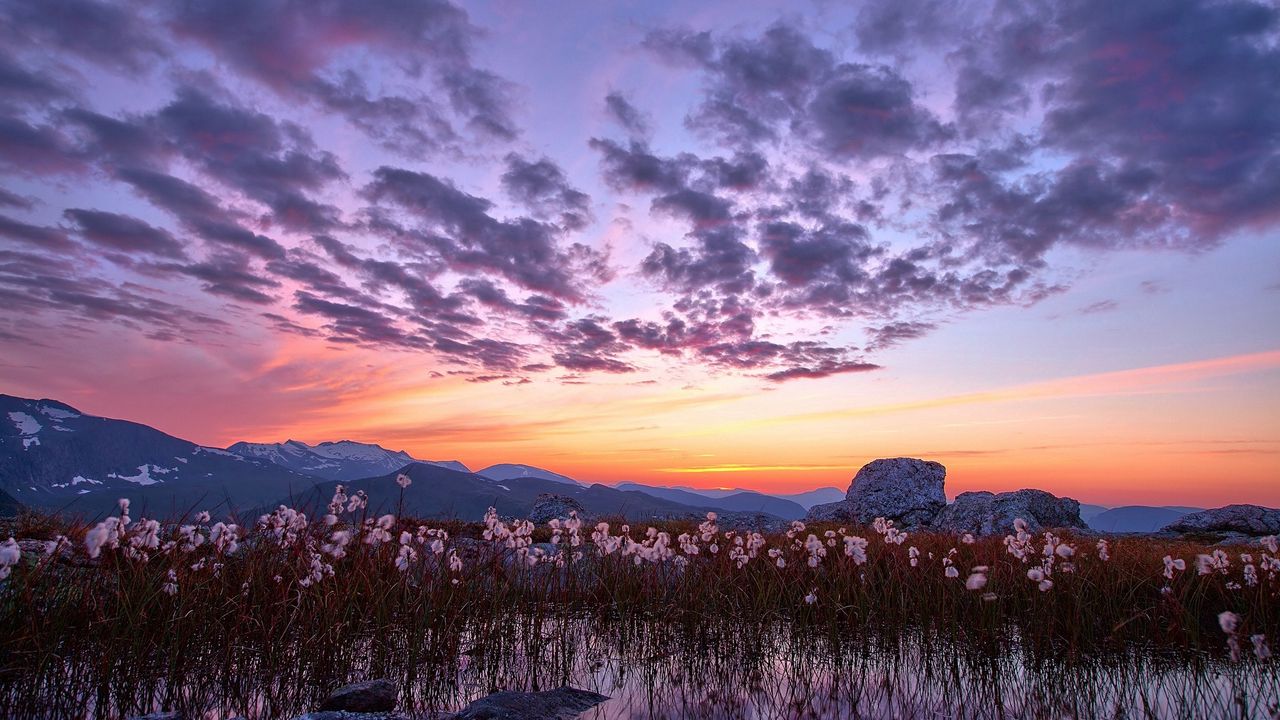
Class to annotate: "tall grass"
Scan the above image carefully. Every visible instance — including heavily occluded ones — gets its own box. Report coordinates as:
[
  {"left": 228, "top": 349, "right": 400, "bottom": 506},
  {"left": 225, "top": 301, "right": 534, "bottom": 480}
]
[{"left": 0, "top": 492, "right": 1275, "bottom": 718}]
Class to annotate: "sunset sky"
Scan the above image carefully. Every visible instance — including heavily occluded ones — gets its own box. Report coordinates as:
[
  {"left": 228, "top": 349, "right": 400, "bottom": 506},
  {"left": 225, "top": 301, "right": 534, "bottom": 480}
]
[{"left": 1, "top": 0, "right": 1277, "bottom": 506}]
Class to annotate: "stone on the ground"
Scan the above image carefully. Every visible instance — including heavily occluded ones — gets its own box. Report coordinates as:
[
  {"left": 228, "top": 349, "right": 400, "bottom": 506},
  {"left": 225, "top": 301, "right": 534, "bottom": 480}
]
[
  {"left": 1160, "top": 504, "right": 1280, "bottom": 536},
  {"left": 930, "top": 489, "right": 1086, "bottom": 536},
  {"left": 318, "top": 679, "right": 397, "bottom": 713},
  {"left": 291, "top": 707, "right": 407, "bottom": 712},
  {"left": 451, "top": 686, "right": 609, "bottom": 719},
  {"left": 528, "top": 494, "right": 586, "bottom": 524},
  {"left": 125, "top": 713, "right": 184, "bottom": 720},
  {"left": 805, "top": 458, "right": 947, "bottom": 527}
]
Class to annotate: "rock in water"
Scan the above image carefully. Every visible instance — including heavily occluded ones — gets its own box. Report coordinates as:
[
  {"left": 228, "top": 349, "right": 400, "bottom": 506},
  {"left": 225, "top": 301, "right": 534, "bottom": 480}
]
[
  {"left": 528, "top": 494, "right": 586, "bottom": 524},
  {"left": 291, "top": 707, "right": 407, "bottom": 712},
  {"left": 1160, "top": 504, "right": 1280, "bottom": 536},
  {"left": 806, "top": 458, "right": 946, "bottom": 527},
  {"left": 318, "top": 679, "right": 397, "bottom": 713},
  {"left": 931, "top": 489, "right": 1086, "bottom": 536},
  {"left": 452, "top": 686, "right": 609, "bottom": 719}
]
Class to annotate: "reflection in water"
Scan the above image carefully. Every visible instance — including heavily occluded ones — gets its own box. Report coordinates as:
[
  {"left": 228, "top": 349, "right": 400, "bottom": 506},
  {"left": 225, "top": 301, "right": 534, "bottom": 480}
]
[{"left": 2, "top": 613, "right": 1275, "bottom": 719}]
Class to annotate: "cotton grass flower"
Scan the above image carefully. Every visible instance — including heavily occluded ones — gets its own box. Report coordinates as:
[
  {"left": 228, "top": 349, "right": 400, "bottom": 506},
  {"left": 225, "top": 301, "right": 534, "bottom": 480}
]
[
  {"left": 396, "top": 473, "right": 412, "bottom": 489},
  {"left": 0, "top": 537, "right": 20, "bottom": 580},
  {"left": 843, "top": 535, "right": 868, "bottom": 565},
  {"left": 1251, "top": 634, "right": 1272, "bottom": 661},
  {"left": 1162, "top": 555, "right": 1186, "bottom": 579},
  {"left": 161, "top": 569, "right": 178, "bottom": 596},
  {"left": 1220, "top": 611, "right": 1242, "bottom": 661},
  {"left": 965, "top": 568, "right": 988, "bottom": 591}
]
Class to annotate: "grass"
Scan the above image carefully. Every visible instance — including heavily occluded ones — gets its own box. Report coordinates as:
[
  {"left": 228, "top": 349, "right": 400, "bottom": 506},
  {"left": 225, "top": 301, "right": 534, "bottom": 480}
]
[{"left": 0, "top": 496, "right": 1275, "bottom": 718}]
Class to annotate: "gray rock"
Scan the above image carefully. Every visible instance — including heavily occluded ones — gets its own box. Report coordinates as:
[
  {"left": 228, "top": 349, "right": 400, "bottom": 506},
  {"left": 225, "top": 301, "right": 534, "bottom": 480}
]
[
  {"left": 528, "top": 494, "right": 586, "bottom": 524},
  {"left": 452, "top": 686, "right": 609, "bottom": 719},
  {"left": 126, "top": 713, "right": 184, "bottom": 720},
  {"left": 291, "top": 707, "right": 407, "bottom": 712},
  {"left": 805, "top": 458, "right": 947, "bottom": 527},
  {"left": 930, "top": 489, "right": 1086, "bottom": 536},
  {"left": 319, "top": 679, "right": 397, "bottom": 713},
  {"left": 1160, "top": 504, "right": 1280, "bottom": 536}
]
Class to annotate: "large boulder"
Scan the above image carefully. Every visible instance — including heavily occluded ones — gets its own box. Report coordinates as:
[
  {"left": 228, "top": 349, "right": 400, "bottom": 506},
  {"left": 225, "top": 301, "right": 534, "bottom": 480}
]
[
  {"left": 452, "top": 687, "right": 609, "bottom": 719},
  {"left": 805, "top": 458, "right": 946, "bottom": 527},
  {"left": 528, "top": 494, "right": 586, "bottom": 524},
  {"left": 931, "top": 489, "right": 1086, "bottom": 536},
  {"left": 1160, "top": 504, "right": 1280, "bottom": 536},
  {"left": 318, "top": 679, "right": 397, "bottom": 713}
]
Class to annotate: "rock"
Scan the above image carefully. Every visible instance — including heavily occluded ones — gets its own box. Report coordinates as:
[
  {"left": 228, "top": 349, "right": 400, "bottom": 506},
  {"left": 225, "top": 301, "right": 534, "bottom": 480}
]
[
  {"left": 291, "top": 707, "right": 407, "bottom": 712},
  {"left": 125, "top": 713, "right": 184, "bottom": 720},
  {"left": 452, "top": 686, "right": 609, "bottom": 719},
  {"left": 528, "top": 494, "right": 586, "bottom": 524},
  {"left": 319, "top": 679, "right": 397, "bottom": 713},
  {"left": 805, "top": 458, "right": 947, "bottom": 527},
  {"left": 930, "top": 489, "right": 1086, "bottom": 536},
  {"left": 1160, "top": 504, "right": 1280, "bottom": 536}
]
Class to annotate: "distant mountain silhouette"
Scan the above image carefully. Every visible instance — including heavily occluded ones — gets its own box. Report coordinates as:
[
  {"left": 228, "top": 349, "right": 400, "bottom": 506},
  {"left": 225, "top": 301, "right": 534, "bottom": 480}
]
[
  {"left": 228, "top": 439, "right": 466, "bottom": 481},
  {"left": 476, "top": 463, "right": 583, "bottom": 486},
  {"left": 1088, "top": 506, "right": 1205, "bottom": 533},
  {"left": 0, "top": 394, "right": 317, "bottom": 517},
  {"left": 616, "top": 482, "right": 806, "bottom": 519},
  {"left": 1078, "top": 503, "right": 1110, "bottom": 524},
  {"left": 277, "top": 462, "right": 752, "bottom": 522},
  {"left": 776, "top": 487, "right": 846, "bottom": 509}
]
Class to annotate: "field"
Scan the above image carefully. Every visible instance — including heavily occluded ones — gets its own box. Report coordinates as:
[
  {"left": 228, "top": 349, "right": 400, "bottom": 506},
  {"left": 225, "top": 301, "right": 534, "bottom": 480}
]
[{"left": 0, "top": 491, "right": 1276, "bottom": 719}]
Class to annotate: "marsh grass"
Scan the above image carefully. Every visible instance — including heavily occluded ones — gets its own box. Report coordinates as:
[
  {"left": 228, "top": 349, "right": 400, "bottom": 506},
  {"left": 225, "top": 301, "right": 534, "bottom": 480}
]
[{"left": 0, "top": 500, "right": 1275, "bottom": 719}]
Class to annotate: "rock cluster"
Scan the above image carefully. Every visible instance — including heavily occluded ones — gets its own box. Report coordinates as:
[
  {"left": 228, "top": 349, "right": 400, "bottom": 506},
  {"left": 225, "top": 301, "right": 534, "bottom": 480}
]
[
  {"left": 1160, "top": 504, "right": 1280, "bottom": 537},
  {"left": 805, "top": 458, "right": 1086, "bottom": 536},
  {"left": 806, "top": 458, "right": 947, "bottom": 527},
  {"left": 528, "top": 494, "right": 586, "bottom": 524},
  {"left": 452, "top": 686, "right": 610, "bottom": 719},
  {"left": 127, "top": 680, "right": 608, "bottom": 720},
  {"left": 932, "top": 489, "right": 1087, "bottom": 536}
]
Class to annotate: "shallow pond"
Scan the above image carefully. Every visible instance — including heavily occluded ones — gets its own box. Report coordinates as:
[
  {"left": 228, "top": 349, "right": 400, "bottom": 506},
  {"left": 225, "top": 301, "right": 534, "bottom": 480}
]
[{"left": 3, "top": 614, "right": 1275, "bottom": 719}]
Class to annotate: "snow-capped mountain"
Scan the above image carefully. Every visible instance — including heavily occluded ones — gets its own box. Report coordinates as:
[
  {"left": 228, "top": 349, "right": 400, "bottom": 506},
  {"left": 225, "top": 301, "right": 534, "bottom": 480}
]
[
  {"left": 0, "top": 394, "right": 317, "bottom": 516},
  {"left": 476, "top": 463, "right": 583, "bottom": 486},
  {"left": 227, "top": 439, "right": 468, "bottom": 481}
]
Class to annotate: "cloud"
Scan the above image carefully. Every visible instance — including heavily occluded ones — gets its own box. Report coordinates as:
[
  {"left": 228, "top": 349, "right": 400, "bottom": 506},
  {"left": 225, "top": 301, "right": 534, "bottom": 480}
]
[
  {"left": 604, "top": 91, "right": 651, "bottom": 137},
  {"left": 363, "top": 166, "right": 605, "bottom": 301},
  {"left": 0, "top": 213, "right": 73, "bottom": 251},
  {"left": 153, "top": 87, "right": 347, "bottom": 232},
  {"left": 168, "top": 0, "right": 516, "bottom": 153},
  {"left": 865, "top": 321, "right": 938, "bottom": 351},
  {"left": 116, "top": 167, "right": 286, "bottom": 259},
  {"left": 1, "top": 0, "right": 165, "bottom": 73},
  {"left": 500, "top": 153, "right": 592, "bottom": 230},
  {"left": 63, "top": 208, "right": 187, "bottom": 259}
]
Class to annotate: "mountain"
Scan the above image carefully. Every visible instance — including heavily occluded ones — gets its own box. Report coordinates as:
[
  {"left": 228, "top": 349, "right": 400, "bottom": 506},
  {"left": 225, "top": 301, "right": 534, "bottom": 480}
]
[
  {"left": 0, "top": 486, "right": 22, "bottom": 516},
  {"left": 280, "top": 462, "right": 760, "bottom": 522},
  {"left": 1, "top": 394, "right": 319, "bottom": 517},
  {"left": 476, "top": 463, "right": 583, "bottom": 486},
  {"left": 776, "top": 487, "right": 846, "bottom": 509},
  {"left": 1088, "top": 506, "right": 1205, "bottom": 533},
  {"left": 1078, "top": 503, "right": 1110, "bottom": 524},
  {"left": 227, "top": 439, "right": 468, "bottom": 481},
  {"left": 615, "top": 482, "right": 807, "bottom": 520}
]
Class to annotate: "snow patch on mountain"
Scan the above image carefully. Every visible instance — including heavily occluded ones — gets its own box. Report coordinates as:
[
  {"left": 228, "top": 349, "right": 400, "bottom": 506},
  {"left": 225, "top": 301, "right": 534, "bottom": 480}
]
[
  {"left": 9, "top": 412, "right": 43, "bottom": 435},
  {"left": 38, "top": 405, "right": 79, "bottom": 421},
  {"left": 108, "top": 464, "right": 174, "bottom": 486}
]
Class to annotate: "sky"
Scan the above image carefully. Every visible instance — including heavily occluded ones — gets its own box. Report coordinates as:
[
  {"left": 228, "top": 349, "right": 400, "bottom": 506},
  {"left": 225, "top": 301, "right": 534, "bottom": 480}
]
[{"left": 1, "top": 0, "right": 1277, "bottom": 506}]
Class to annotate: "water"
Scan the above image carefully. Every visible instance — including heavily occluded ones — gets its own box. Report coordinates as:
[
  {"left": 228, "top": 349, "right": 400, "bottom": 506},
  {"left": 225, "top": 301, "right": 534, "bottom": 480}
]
[{"left": 3, "top": 613, "right": 1275, "bottom": 719}]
